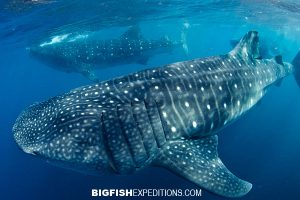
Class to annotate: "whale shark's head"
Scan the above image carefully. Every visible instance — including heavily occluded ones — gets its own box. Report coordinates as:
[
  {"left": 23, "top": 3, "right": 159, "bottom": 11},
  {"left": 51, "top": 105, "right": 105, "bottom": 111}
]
[
  {"left": 13, "top": 95, "right": 106, "bottom": 174},
  {"left": 28, "top": 44, "right": 70, "bottom": 71},
  {"left": 13, "top": 99, "right": 58, "bottom": 156},
  {"left": 28, "top": 34, "right": 74, "bottom": 72}
]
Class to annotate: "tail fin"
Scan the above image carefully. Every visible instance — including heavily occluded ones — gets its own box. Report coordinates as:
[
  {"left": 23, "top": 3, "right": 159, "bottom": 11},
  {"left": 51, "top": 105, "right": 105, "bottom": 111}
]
[
  {"left": 181, "top": 22, "right": 190, "bottom": 55},
  {"left": 292, "top": 50, "right": 300, "bottom": 88}
]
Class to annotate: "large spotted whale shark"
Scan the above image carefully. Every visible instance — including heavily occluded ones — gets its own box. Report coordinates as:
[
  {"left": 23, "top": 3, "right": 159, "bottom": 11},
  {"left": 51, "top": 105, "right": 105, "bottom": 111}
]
[
  {"left": 29, "top": 26, "right": 187, "bottom": 81},
  {"left": 13, "top": 31, "right": 300, "bottom": 197}
]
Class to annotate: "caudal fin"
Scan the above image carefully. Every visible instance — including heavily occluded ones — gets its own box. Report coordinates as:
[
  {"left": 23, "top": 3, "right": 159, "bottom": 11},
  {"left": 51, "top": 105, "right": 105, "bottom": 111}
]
[
  {"left": 292, "top": 50, "right": 300, "bottom": 88},
  {"left": 181, "top": 22, "right": 190, "bottom": 55}
]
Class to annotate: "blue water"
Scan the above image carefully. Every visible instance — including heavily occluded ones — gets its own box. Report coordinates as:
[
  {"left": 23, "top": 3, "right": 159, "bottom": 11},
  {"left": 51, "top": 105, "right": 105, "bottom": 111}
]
[{"left": 1, "top": 0, "right": 300, "bottom": 199}]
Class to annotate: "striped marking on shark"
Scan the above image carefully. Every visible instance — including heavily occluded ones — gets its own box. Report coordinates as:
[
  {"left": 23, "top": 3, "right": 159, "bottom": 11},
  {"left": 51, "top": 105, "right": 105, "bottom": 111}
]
[{"left": 13, "top": 31, "right": 300, "bottom": 198}]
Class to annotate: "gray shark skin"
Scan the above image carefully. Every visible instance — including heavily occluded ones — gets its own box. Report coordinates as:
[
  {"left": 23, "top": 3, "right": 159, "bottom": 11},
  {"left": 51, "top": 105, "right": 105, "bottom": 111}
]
[
  {"left": 29, "top": 26, "right": 184, "bottom": 81},
  {"left": 14, "top": 31, "right": 297, "bottom": 198}
]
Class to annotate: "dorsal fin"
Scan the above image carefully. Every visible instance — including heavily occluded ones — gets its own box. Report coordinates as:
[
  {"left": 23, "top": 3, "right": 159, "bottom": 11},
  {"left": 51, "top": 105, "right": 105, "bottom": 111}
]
[
  {"left": 230, "top": 31, "right": 261, "bottom": 61},
  {"left": 121, "top": 26, "right": 142, "bottom": 40},
  {"left": 274, "top": 55, "right": 283, "bottom": 65}
]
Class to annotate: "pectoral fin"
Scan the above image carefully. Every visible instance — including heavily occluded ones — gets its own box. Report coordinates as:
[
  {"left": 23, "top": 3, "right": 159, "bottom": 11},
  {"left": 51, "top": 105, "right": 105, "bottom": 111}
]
[
  {"left": 154, "top": 135, "right": 252, "bottom": 198},
  {"left": 78, "top": 65, "right": 99, "bottom": 82},
  {"left": 275, "top": 78, "right": 283, "bottom": 87},
  {"left": 81, "top": 70, "right": 99, "bottom": 82}
]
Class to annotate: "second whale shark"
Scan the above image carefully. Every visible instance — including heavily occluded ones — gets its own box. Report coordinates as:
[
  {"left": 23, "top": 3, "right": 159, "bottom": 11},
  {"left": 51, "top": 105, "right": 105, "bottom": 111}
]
[
  {"left": 29, "top": 26, "right": 188, "bottom": 81},
  {"left": 14, "top": 31, "right": 300, "bottom": 197}
]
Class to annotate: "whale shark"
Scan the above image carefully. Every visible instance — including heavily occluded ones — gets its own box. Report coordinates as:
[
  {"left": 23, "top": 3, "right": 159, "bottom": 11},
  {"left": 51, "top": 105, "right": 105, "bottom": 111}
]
[
  {"left": 29, "top": 26, "right": 187, "bottom": 81},
  {"left": 13, "top": 31, "right": 300, "bottom": 198}
]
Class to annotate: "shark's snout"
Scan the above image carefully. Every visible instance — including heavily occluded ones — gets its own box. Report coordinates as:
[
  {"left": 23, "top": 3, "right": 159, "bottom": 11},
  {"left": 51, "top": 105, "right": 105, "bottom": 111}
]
[
  {"left": 27, "top": 45, "right": 42, "bottom": 57},
  {"left": 27, "top": 46, "right": 43, "bottom": 61},
  {"left": 13, "top": 100, "right": 56, "bottom": 154}
]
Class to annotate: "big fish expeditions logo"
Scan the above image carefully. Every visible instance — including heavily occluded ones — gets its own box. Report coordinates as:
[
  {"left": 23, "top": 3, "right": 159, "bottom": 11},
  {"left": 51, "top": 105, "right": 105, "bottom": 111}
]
[{"left": 91, "top": 189, "right": 202, "bottom": 197}]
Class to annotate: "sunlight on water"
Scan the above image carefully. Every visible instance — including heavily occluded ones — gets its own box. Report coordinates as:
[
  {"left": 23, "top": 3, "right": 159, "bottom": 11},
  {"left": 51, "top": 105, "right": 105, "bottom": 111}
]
[{"left": 1, "top": 0, "right": 300, "bottom": 48}]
